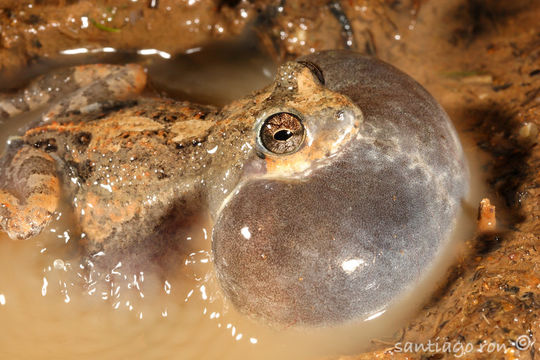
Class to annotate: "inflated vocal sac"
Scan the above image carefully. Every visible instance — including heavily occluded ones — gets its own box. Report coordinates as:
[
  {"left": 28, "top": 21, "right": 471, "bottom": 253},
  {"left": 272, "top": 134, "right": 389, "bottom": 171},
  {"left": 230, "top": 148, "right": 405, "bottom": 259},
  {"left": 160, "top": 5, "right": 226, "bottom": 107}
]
[{"left": 212, "top": 50, "right": 469, "bottom": 327}]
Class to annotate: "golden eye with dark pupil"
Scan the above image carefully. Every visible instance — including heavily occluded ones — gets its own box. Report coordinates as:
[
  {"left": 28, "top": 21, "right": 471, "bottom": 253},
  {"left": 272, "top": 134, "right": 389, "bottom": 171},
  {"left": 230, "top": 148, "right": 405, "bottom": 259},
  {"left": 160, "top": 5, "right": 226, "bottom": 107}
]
[{"left": 259, "top": 112, "right": 304, "bottom": 154}]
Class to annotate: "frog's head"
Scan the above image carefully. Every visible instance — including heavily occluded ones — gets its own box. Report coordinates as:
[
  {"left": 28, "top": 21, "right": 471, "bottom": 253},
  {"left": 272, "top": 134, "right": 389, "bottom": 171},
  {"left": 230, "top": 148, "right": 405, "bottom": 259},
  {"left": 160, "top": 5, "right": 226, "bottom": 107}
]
[
  {"left": 212, "top": 51, "right": 468, "bottom": 327},
  {"left": 210, "top": 58, "right": 364, "bottom": 183},
  {"left": 249, "top": 61, "right": 363, "bottom": 178}
]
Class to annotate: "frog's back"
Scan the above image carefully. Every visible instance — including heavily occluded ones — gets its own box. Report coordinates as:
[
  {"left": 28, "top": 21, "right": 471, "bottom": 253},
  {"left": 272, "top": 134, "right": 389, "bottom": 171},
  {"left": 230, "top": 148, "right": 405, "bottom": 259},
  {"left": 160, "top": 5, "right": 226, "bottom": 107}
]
[{"left": 34, "top": 99, "right": 222, "bottom": 256}]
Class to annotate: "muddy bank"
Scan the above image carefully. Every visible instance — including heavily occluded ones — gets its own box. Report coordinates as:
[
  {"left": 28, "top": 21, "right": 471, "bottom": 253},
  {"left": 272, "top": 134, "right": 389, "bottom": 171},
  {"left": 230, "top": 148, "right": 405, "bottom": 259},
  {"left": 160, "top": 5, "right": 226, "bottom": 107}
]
[
  {"left": 0, "top": 0, "right": 539, "bottom": 359},
  {"left": 0, "top": 0, "right": 258, "bottom": 71},
  {"left": 0, "top": 0, "right": 405, "bottom": 73},
  {"left": 343, "top": 1, "right": 540, "bottom": 358}
]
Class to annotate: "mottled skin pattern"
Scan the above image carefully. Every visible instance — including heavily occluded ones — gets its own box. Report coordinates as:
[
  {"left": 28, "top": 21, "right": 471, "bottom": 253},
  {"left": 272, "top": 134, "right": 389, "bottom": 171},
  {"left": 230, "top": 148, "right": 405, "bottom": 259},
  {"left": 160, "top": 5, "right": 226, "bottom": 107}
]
[{"left": 0, "top": 60, "right": 359, "bottom": 269}]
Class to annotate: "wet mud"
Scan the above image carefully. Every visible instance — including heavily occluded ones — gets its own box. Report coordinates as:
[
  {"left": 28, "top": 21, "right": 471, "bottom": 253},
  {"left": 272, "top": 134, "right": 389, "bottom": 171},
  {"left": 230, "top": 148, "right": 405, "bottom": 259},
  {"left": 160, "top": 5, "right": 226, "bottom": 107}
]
[{"left": 0, "top": 0, "right": 539, "bottom": 359}]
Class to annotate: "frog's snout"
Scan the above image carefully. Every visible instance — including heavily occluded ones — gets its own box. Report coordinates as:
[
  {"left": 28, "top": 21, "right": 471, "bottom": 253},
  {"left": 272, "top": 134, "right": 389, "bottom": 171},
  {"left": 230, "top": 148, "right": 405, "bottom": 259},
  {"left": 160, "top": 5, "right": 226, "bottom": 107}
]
[{"left": 212, "top": 51, "right": 469, "bottom": 327}]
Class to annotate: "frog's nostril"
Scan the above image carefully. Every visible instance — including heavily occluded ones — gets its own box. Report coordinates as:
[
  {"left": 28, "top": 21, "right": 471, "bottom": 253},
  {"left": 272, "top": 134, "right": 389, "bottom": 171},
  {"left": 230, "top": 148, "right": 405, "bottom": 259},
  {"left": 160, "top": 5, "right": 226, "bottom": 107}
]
[{"left": 297, "top": 60, "right": 325, "bottom": 85}]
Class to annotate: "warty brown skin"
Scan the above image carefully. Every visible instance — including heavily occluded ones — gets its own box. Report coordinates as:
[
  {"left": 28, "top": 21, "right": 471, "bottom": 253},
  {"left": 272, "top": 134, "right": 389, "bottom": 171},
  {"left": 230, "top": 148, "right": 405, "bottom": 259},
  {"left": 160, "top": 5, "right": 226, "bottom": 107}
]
[{"left": 0, "top": 59, "right": 358, "bottom": 268}]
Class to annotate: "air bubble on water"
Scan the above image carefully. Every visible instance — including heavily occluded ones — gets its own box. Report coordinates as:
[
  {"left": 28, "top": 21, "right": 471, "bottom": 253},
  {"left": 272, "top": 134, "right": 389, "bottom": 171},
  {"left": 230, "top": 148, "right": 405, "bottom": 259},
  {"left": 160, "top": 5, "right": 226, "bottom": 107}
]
[
  {"left": 199, "top": 285, "right": 208, "bottom": 300},
  {"left": 41, "top": 277, "right": 48, "bottom": 296},
  {"left": 111, "top": 262, "right": 122, "bottom": 275},
  {"left": 185, "top": 289, "right": 194, "bottom": 302},
  {"left": 53, "top": 259, "right": 65, "bottom": 270},
  {"left": 164, "top": 280, "right": 171, "bottom": 295}
]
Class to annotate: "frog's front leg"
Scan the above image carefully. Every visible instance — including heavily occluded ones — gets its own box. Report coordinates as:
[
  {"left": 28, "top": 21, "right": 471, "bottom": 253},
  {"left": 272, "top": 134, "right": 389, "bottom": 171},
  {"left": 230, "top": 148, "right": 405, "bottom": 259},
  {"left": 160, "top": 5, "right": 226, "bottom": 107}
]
[
  {"left": 0, "top": 64, "right": 146, "bottom": 121},
  {"left": 0, "top": 145, "right": 60, "bottom": 240}
]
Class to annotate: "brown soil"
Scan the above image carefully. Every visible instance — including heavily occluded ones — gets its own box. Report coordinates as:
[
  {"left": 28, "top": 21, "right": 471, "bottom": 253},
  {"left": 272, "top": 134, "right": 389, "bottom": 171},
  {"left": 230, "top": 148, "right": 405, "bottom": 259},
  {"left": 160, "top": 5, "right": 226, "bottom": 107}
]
[{"left": 1, "top": 0, "right": 539, "bottom": 359}]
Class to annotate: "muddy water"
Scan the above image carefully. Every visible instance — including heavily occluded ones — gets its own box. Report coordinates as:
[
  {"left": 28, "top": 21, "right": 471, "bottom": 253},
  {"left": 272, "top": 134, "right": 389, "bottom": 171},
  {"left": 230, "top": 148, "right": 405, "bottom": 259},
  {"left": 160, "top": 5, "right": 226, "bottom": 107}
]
[
  {"left": 0, "top": 212, "right": 475, "bottom": 360},
  {"left": 0, "top": 44, "right": 487, "bottom": 360}
]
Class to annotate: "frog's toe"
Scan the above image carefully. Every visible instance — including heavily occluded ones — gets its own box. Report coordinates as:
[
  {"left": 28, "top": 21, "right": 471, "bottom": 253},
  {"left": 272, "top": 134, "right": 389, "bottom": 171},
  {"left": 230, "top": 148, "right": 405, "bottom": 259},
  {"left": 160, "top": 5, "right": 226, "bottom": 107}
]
[
  {"left": 0, "top": 146, "right": 60, "bottom": 240},
  {"left": 0, "top": 186, "right": 59, "bottom": 240},
  {"left": 1, "top": 202, "right": 53, "bottom": 240}
]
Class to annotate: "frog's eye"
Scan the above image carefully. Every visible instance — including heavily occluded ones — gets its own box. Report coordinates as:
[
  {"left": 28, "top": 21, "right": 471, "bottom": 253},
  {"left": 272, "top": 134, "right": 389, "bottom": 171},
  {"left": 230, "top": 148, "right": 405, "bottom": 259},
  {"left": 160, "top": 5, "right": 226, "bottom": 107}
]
[{"left": 258, "top": 112, "right": 305, "bottom": 155}]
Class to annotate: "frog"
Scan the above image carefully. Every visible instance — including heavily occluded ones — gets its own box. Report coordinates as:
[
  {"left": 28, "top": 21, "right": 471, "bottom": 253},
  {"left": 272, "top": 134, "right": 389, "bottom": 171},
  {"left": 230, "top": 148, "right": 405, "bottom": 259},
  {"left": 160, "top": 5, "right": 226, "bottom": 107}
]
[
  {"left": 0, "top": 57, "right": 362, "bottom": 269},
  {"left": 0, "top": 50, "right": 469, "bottom": 327}
]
